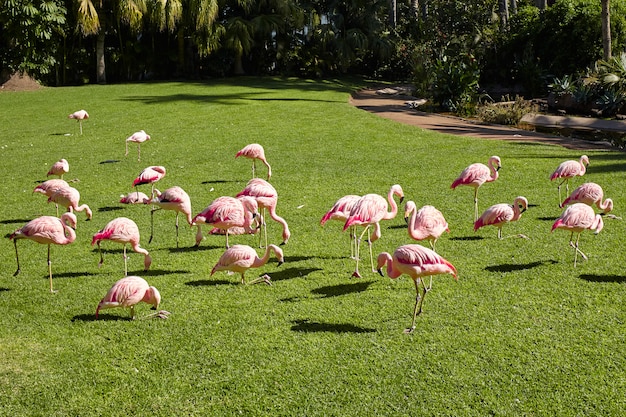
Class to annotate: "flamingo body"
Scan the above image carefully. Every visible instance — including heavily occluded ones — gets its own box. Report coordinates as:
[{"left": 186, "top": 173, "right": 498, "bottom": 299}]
[
  {"left": 474, "top": 196, "right": 528, "bottom": 239},
  {"left": 550, "top": 155, "right": 589, "bottom": 205},
  {"left": 321, "top": 194, "right": 360, "bottom": 258},
  {"left": 561, "top": 182, "right": 613, "bottom": 213},
  {"left": 68, "top": 110, "right": 89, "bottom": 134},
  {"left": 47, "top": 159, "right": 69, "bottom": 179},
  {"left": 120, "top": 192, "right": 150, "bottom": 204},
  {"left": 404, "top": 201, "right": 449, "bottom": 249},
  {"left": 551, "top": 203, "right": 603, "bottom": 266},
  {"left": 96, "top": 276, "right": 161, "bottom": 319},
  {"left": 125, "top": 130, "right": 151, "bottom": 161},
  {"left": 236, "top": 143, "right": 272, "bottom": 180},
  {"left": 451, "top": 156, "right": 501, "bottom": 221},
  {"left": 92, "top": 217, "right": 152, "bottom": 275},
  {"left": 211, "top": 244, "right": 284, "bottom": 285},
  {"left": 192, "top": 196, "right": 259, "bottom": 247},
  {"left": 133, "top": 166, "right": 166, "bottom": 188},
  {"left": 149, "top": 186, "right": 193, "bottom": 246},
  {"left": 48, "top": 186, "right": 93, "bottom": 220},
  {"left": 34, "top": 179, "right": 69, "bottom": 197},
  {"left": 237, "top": 178, "right": 290, "bottom": 246}
]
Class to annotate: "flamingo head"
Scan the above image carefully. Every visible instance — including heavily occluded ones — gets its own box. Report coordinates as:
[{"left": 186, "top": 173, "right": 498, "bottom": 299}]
[
  {"left": 490, "top": 156, "right": 502, "bottom": 171},
  {"left": 515, "top": 196, "right": 529, "bottom": 213},
  {"left": 404, "top": 201, "right": 417, "bottom": 223},
  {"left": 581, "top": 155, "right": 590, "bottom": 167},
  {"left": 147, "top": 286, "right": 161, "bottom": 310}
]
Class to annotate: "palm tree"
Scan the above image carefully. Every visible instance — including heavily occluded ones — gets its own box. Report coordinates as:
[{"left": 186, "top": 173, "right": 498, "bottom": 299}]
[{"left": 601, "top": 0, "right": 611, "bottom": 60}]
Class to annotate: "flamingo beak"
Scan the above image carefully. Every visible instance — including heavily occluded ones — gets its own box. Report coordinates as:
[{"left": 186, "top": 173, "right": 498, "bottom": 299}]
[
  {"left": 404, "top": 215, "right": 409, "bottom": 224},
  {"left": 377, "top": 268, "right": 384, "bottom": 277}
]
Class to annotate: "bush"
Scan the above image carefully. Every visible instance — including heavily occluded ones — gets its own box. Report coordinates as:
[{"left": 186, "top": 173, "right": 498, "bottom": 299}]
[{"left": 476, "top": 96, "right": 539, "bottom": 125}]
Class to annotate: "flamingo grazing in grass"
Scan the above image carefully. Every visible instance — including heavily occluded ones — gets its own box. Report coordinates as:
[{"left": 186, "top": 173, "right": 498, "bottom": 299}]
[
  {"left": 68, "top": 109, "right": 89, "bottom": 134},
  {"left": 451, "top": 156, "right": 501, "bottom": 222},
  {"left": 321, "top": 194, "right": 360, "bottom": 259},
  {"left": 48, "top": 186, "right": 93, "bottom": 220},
  {"left": 34, "top": 179, "right": 69, "bottom": 216},
  {"left": 120, "top": 191, "right": 150, "bottom": 204},
  {"left": 96, "top": 276, "right": 169, "bottom": 320},
  {"left": 125, "top": 130, "right": 151, "bottom": 162},
  {"left": 474, "top": 196, "right": 528, "bottom": 239},
  {"left": 550, "top": 155, "right": 589, "bottom": 206},
  {"left": 561, "top": 182, "right": 613, "bottom": 214},
  {"left": 551, "top": 203, "right": 603, "bottom": 267},
  {"left": 92, "top": 217, "right": 152, "bottom": 276},
  {"left": 211, "top": 244, "right": 284, "bottom": 285},
  {"left": 404, "top": 201, "right": 449, "bottom": 251},
  {"left": 47, "top": 159, "right": 69, "bottom": 179},
  {"left": 133, "top": 166, "right": 166, "bottom": 200},
  {"left": 148, "top": 186, "right": 192, "bottom": 247},
  {"left": 237, "top": 178, "right": 290, "bottom": 248},
  {"left": 343, "top": 184, "right": 404, "bottom": 278},
  {"left": 10, "top": 212, "right": 77, "bottom": 293},
  {"left": 377, "top": 244, "right": 457, "bottom": 334},
  {"left": 192, "top": 196, "right": 259, "bottom": 248},
  {"left": 236, "top": 144, "right": 272, "bottom": 180}
]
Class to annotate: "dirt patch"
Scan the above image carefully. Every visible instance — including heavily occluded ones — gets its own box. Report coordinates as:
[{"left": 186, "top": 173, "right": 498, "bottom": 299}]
[{"left": 1, "top": 72, "right": 42, "bottom": 92}]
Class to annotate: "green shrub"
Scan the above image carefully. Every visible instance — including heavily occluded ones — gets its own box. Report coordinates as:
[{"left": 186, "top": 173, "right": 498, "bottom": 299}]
[{"left": 476, "top": 95, "right": 538, "bottom": 125}]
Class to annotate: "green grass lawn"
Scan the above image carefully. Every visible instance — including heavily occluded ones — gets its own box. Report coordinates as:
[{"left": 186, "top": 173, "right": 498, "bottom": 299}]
[{"left": 1, "top": 77, "right": 625, "bottom": 416}]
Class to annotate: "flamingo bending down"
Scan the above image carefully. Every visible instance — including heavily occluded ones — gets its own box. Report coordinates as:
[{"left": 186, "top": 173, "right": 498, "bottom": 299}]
[
  {"left": 561, "top": 182, "right": 613, "bottom": 213},
  {"left": 68, "top": 110, "right": 89, "bottom": 134},
  {"left": 92, "top": 217, "right": 152, "bottom": 276},
  {"left": 404, "top": 201, "right": 449, "bottom": 251},
  {"left": 451, "top": 155, "right": 501, "bottom": 222},
  {"left": 321, "top": 194, "right": 360, "bottom": 259},
  {"left": 550, "top": 155, "right": 589, "bottom": 206},
  {"left": 377, "top": 244, "right": 457, "bottom": 334},
  {"left": 47, "top": 159, "right": 69, "bottom": 179},
  {"left": 192, "top": 196, "right": 259, "bottom": 248},
  {"left": 236, "top": 144, "right": 272, "bottom": 180},
  {"left": 236, "top": 178, "right": 290, "bottom": 248},
  {"left": 133, "top": 166, "right": 166, "bottom": 200},
  {"left": 474, "top": 196, "right": 528, "bottom": 239},
  {"left": 551, "top": 203, "right": 603, "bottom": 267},
  {"left": 34, "top": 179, "right": 69, "bottom": 216},
  {"left": 10, "top": 212, "right": 77, "bottom": 292},
  {"left": 120, "top": 191, "right": 150, "bottom": 204},
  {"left": 48, "top": 186, "right": 93, "bottom": 220},
  {"left": 96, "top": 276, "right": 168, "bottom": 319},
  {"left": 211, "top": 244, "right": 284, "bottom": 285},
  {"left": 343, "top": 184, "right": 404, "bottom": 278},
  {"left": 148, "top": 186, "right": 192, "bottom": 247},
  {"left": 125, "top": 130, "right": 151, "bottom": 162}
]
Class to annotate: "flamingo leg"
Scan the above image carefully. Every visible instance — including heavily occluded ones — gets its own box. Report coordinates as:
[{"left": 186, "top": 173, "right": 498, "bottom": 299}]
[
  {"left": 569, "top": 233, "right": 587, "bottom": 267},
  {"left": 123, "top": 244, "right": 128, "bottom": 276},
  {"left": 140, "top": 310, "right": 171, "bottom": 319},
  {"left": 175, "top": 212, "right": 180, "bottom": 248},
  {"left": 498, "top": 228, "right": 503, "bottom": 240},
  {"left": 246, "top": 274, "right": 273, "bottom": 286},
  {"left": 350, "top": 225, "right": 357, "bottom": 260},
  {"left": 225, "top": 230, "right": 230, "bottom": 248},
  {"left": 149, "top": 207, "right": 158, "bottom": 244},
  {"left": 97, "top": 242, "right": 104, "bottom": 268},
  {"left": 404, "top": 279, "right": 423, "bottom": 334},
  {"left": 252, "top": 160, "right": 257, "bottom": 179},
  {"left": 195, "top": 225, "right": 203, "bottom": 247},
  {"left": 137, "top": 145, "right": 141, "bottom": 162},
  {"left": 13, "top": 240, "right": 21, "bottom": 277},
  {"left": 47, "top": 244, "right": 56, "bottom": 293},
  {"left": 367, "top": 228, "right": 375, "bottom": 273},
  {"left": 473, "top": 188, "right": 479, "bottom": 222},
  {"left": 353, "top": 226, "right": 370, "bottom": 278},
  {"left": 79, "top": 120, "right": 83, "bottom": 135}
]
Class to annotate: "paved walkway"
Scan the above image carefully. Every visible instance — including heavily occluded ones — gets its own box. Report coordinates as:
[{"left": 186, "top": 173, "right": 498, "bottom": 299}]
[{"left": 350, "top": 88, "right": 618, "bottom": 151}]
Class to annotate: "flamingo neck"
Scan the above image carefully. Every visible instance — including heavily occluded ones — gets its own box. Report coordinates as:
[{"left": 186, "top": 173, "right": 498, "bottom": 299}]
[
  {"left": 488, "top": 160, "right": 499, "bottom": 182},
  {"left": 253, "top": 244, "right": 279, "bottom": 268},
  {"left": 383, "top": 189, "right": 400, "bottom": 220}
]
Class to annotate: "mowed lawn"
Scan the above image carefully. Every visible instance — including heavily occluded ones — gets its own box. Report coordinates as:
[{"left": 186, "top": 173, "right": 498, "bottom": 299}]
[{"left": 0, "top": 77, "right": 625, "bottom": 416}]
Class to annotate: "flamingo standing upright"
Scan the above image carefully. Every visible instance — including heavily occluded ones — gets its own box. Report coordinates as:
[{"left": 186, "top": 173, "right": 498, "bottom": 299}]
[
  {"left": 92, "top": 217, "right": 152, "bottom": 276},
  {"left": 343, "top": 184, "right": 404, "bottom": 278},
  {"left": 48, "top": 186, "right": 93, "bottom": 220},
  {"left": 68, "top": 109, "right": 89, "bottom": 134},
  {"left": 474, "top": 196, "right": 529, "bottom": 239},
  {"left": 192, "top": 196, "right": 259, "bottom": 248},
  {"left": 34, "top": 179, "right": 69, "bottom": 216},
  {"left": 211, "top": 244, "right": 284, "bottom": 285},
  {"left": 404, "top": 201, "right": 449, "bottom": 251},
  {"left": 237, "top": 178, "right": 290, "bottom": 248},
  {"left": 551, "top": 203, "right": 604, "bottom": 267},
  {"left": 377, "top": 244, "right": 457, "bottom": 334},
  {"left": 10, "top": 212, "right": 77, "bottom": 293},
  {"left": 451, "top": 155, "right": 501, "bottom": 222},
  {"left": 148, "top": 186, "right": 192, "bottom": 247},
  {"left": 550, "top": 155, "right": 589, "bottom": 206},
  {"left": 125, "top": 130, "right": 151, "bottom": 162},
  {"left": 561, "top": 182, "right": 613, "bottom": 213},
  {"left": 236, "top": 144, "right": 272, "bottom": 180},
  {"left": 321, "top": 194, "right": 361, "bottom": 259},
  {"left": 47, "top": 159, "right": 69, "bottom": 179},
  {"left": 133, "top": 166, "right": 166, "bottom": 200},
  {"left": 96, "top": 276, "right": 168, "bottom": 319}
]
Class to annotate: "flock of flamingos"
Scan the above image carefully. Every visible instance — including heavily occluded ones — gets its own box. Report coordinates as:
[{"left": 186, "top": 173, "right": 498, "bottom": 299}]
[{"left": 7, "top": 110, "right": 615, "bottom": 332}]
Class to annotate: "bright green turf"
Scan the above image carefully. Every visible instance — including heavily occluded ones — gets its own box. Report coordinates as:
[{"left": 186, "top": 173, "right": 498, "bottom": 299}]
[{"left": 0, "top": 77, "right": 625, "bottom": 416}]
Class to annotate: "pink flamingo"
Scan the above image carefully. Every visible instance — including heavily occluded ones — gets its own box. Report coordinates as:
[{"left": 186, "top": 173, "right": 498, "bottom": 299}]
[
  {"left": 125, "top": 130, "right": 151, "bottom": 162},
  {"left": 561, "top": 182, "right": 613, "bottom": 214},
  {"left": 377, "top": 244, "right": 457, "bottom": 333},
  {"left": 48, "top": 186, "right": 93, "bottom": 220},
  {"left": 96, "top": 276, "right": 168, "bottom": 319},
  {"left": 551, "top": 203, "right": 604, "bottom": 267},
  {"left": 320, "top": 194, "right": 360, "bottom": 259},
  {"left": 236, "top": 144, "right": 272, "bottom": 180},
  {"left": 68, "top": 110, "right": 89, "bottom": 134},
  {"left": 10, "top": 212, "right": 77, "bottom": 293},
  {"left": 34, "top": 179, "right": 69, "bottom": 216},
  {"left": 133, "top": 166, "right": 166, "bottom": 200},
  {"left": 451, "top": 155, "right": 501, "bottom": 221},
  {"left": 343, "top": 184, "right": 404, "bottom": 278},
  {"left": 92, "top": 217, "right": 152, "bottom": 276},
  {"left": 147, "top": 186, "right": 192, "bottom": 247},
  {"left": 404, "top": 201, "right": 449, "bottom": 251},
  {"left": 192, "top": 196, "right": 259, "bottom": 248},
  {"left": 550, "top": 155, "right": 589, "bottom": 206},
  {"left": 120, "top": 191, "right": 150, "bottom": 204},
  {"left": 474, "top": 196, "right": 528, "bottom": 239},
  {"left": 211, "top": 244, "right": 284, "bottom": 285},
  {"left": 236, "top": 178, "right": 290, "bottom": 248},
  {"left": 47, "top": 159, "right": 69, "bottom": 179}
]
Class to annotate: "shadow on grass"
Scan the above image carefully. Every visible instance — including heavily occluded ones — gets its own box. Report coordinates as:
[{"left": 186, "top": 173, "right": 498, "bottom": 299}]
[
  {"left": 99, "top": 160, "right": 121, "bottom": 164},
  {"left": 269, "top": 267, "right": 322, "bottom": 282},
  {"left": 98, "top": 206, "right": 125, "bottom": 212},
  {"left": 52, "top": 271, "right": 99, "bottom": 279},
  {"left": 167, "top": 244, "right": 221, "bottom": 253},
  {"left": 450, "top": 236, "right": 483, "bottom": 241},
  {"left": 538, "top": 216, "right": 559, "bottom": 221},
  {"left": 485, "top": 260, "right": 558, "bottom": 273},
  {"left": 1, "top": 219, "right": 34, "bottom": 225},
  {"left": 142, "top": 269, "right": 191, "bottom": 276},
  {"left": 0, "top": 288, "right": 10, "bottom": 292},
  {"left": 185, "top": 279, "right": 234, "bottom": 286},
  {"left": 71, "top": 314, "right": 131, "bottom": 322},
  {"left": 579, "top": 274, "right": 626, "bottom": 283},
  {"left": 291, "top": 319, "right": 376, "bottom": 334},
  {"left": 201, "top": 179, "right": 241, "bottom": 185},
  {"left": 311, "top": 281, "right": 375, "bottom": 298}
]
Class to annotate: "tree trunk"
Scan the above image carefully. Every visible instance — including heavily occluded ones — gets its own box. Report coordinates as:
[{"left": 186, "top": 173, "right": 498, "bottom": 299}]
[
  {"left": 96, "top": 31, "right": 106, "bottom": 84},
  {"left": 499, "top": 0, "right": 509, "bottom": 29},
  {"left": 177, "top": 28, "right": 185, "bottom": 76},
  {"left": 234, "top": 51, "right": 245, "bottom": 75},
  {"left": 389, "top": 0, "right": 397, "bottom": 27},
  {"left": 510, "top": 0, "right": 517, "bottom": 15},
  {"left": 601, "top": 0, "right": 612, "bottom": 60},
  {"left": 535, "top": 0, "right": 547, "bottom": 10},
  {"left": 410, "top": 0, "right": 419, "bottom": 20}
]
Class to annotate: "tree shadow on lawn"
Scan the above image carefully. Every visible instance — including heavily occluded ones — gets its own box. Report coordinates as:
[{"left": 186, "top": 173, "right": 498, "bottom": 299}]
[
  {"left": 485, "top": 260, "right": 558, "bottom": 273},
  {"left": 291, "top": 319, "right": 376, "bottom": 334},
  {"left": 579, "top": 274, "right": 626, "bottom": 283}
]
